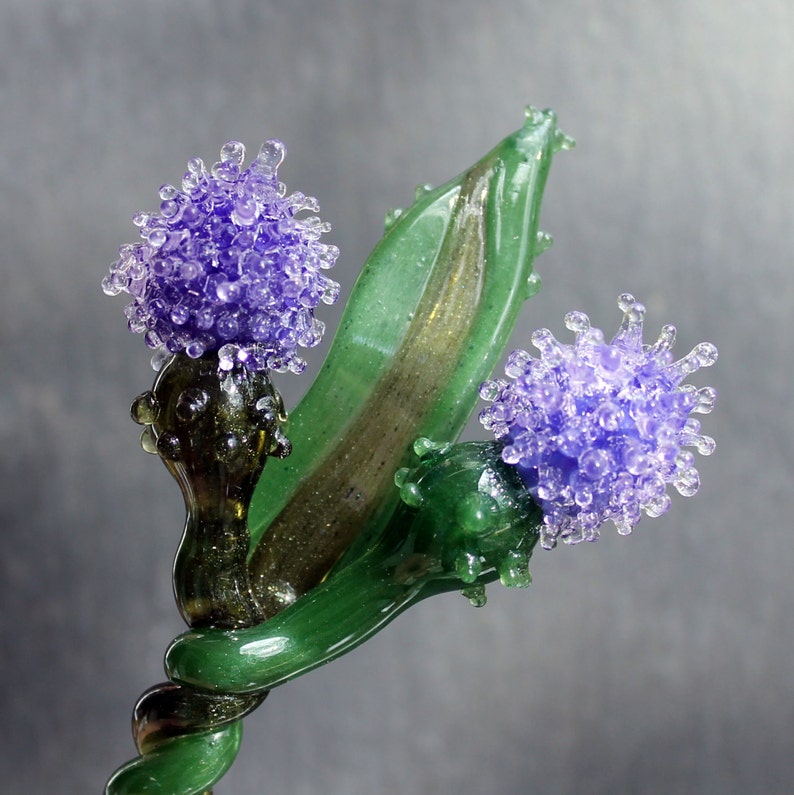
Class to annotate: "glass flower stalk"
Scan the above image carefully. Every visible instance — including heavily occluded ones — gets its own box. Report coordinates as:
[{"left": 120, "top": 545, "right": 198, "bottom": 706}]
[{"left": 102, "top": 110, "right": 716, "bottom": 795}]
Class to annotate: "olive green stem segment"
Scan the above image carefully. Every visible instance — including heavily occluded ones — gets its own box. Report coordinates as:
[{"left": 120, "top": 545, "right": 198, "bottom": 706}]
[
  {"left": 168, "top": 441, "right": 542, "bottom": 694},
  {"left": 247, "top": 108, "right": 571, "bottom": 617},
  {"left": 105, "top": 721, "right": 242, "bottom": 795},
  {"left": 131, "top": 352, "right": 290, "bottom": 629}
]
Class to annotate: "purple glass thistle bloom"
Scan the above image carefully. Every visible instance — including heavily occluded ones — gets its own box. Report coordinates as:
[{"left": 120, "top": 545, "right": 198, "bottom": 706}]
[
  {"left": 102, "top": 140, "right": 339, "bottom": 374},
  {"left": 479, "top": 294, "right": 718, "bottom": 550}
]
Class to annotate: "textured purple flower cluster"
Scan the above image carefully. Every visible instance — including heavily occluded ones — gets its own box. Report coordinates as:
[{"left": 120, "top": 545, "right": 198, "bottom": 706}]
[
  {"left": 479, "top": 294, "right": 717, "bottom": 549},
  {"left": 102, "top": 140, "right": 339, "bottom": 373}
]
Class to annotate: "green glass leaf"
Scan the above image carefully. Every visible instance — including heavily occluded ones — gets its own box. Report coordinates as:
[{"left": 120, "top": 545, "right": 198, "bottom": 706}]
[{"left": 247, "top": 108, "right": 572, "bottom": 616}]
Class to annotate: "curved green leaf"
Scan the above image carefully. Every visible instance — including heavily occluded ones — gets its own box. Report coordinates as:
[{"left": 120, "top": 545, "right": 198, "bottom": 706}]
[{"left": 247, "top": 108, "right": 572, "bottom": 616}]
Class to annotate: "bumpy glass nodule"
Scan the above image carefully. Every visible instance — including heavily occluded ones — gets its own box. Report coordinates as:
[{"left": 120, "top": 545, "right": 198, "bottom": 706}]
[{"left": 131, "top": 351, "right": 290, "bottom": 629}]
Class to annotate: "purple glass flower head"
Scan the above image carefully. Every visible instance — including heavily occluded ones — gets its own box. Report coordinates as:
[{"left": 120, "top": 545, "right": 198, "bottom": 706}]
[
  {"left": 479, "top": 294, "right": 718, "bottom": 550},
  {"left": 102, "top": 140, "right": 339, "bottom": 374}
]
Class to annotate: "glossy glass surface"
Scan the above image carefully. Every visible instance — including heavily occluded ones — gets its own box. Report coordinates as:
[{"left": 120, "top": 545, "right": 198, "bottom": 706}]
[
  {"left": 247, "top": 108, "right": 571, "bottom": 616},
  {"left": 132, "top": 352, "right": 290, "bottom": 628},
  {"left": 105, "top": 722, "right": 241, "bottom": 795}
]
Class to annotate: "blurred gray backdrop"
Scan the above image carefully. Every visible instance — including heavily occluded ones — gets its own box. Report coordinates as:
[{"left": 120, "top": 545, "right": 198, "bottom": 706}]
[{"left": 1, "top": 1, "right": 792, "bottom": 793}]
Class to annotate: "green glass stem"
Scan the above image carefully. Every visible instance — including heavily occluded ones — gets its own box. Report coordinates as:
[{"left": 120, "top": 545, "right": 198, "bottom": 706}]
[
  {"left": 247, "top": 108, "right": 572, "bottom": 616},
  {"left": 167, "top": 441, "right": 542, "bottom": 694},
  {"left": 104, "top": 721, "right": 242, "bottom": 795}
]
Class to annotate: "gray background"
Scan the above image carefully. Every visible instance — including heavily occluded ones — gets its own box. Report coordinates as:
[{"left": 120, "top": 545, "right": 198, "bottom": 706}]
[{"left": 1, "top": 1, "right": 791, "bottom": 793}]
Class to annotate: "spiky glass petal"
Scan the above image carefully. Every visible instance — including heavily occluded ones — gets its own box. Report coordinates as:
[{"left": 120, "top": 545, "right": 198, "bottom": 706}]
[
  {"left": 479, "top": 294, "right": 718, "bottom": 549},
  {"left": 102, "top": 140, "right": 339, "bottom": 374}
]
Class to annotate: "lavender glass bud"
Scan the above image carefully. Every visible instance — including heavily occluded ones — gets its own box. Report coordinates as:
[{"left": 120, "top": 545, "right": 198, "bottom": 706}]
[
  {"left": 102, "top": 140, "right": 339, "bottom": 374},
  {"left": 479, "top": 294, "right": 718, "bottom": 549}
]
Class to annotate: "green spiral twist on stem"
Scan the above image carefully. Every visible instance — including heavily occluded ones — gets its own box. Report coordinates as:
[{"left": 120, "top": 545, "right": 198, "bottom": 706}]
[
  {"left": 106, "top": 721, "right": 242, "bottom": 795},
  {"left": 105, "top": 108, "right": 570, "bottom": 794}
]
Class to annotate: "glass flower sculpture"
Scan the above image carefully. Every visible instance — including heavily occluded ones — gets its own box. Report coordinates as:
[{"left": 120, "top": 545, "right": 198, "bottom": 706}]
[{"left": 102, "top": 109, "right": 717, "bottom": 794}]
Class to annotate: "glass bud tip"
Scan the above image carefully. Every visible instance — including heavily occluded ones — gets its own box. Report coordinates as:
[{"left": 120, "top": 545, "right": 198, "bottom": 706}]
[
  {"left": 102, "top": 140, "right": 340, "bottom": 374},
  {"left": 479, "top": 294, "right": 718, "bottom": 549}
]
